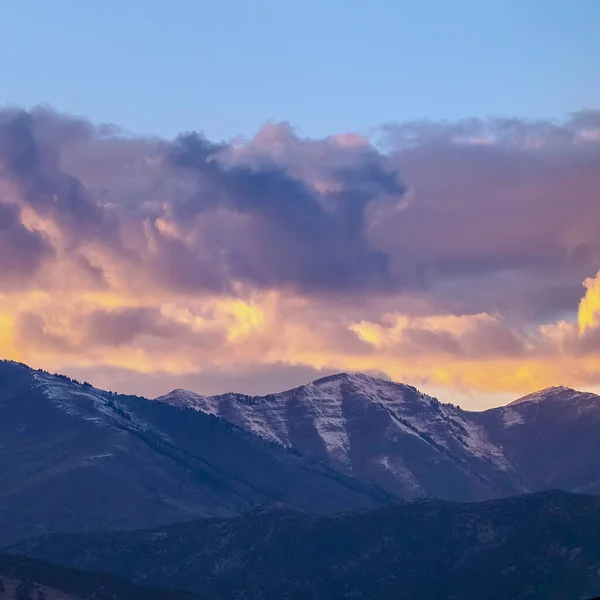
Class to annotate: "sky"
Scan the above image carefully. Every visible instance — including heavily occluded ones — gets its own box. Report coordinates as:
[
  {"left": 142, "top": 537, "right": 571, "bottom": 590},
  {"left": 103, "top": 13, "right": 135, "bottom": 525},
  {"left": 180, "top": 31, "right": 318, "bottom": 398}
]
[
  {"left": 2, "top": 0, "right": 600, "bottom": 140},
  {"left": 1, "top": 1, "right": 600, "bottom": 409}
]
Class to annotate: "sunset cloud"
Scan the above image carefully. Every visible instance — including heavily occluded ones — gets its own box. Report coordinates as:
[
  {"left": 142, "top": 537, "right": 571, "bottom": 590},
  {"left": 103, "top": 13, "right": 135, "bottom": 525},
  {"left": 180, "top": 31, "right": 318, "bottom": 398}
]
[
  {"left": 1, "top": 106, "right": 600, "bottom": 406},
  {"left": 579, "top": 272, "right": 600, "bottom": 333}
]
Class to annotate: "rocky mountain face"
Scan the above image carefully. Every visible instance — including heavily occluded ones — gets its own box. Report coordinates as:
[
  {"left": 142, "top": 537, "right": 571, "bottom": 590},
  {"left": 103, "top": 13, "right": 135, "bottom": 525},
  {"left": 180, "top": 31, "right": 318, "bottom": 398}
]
[
  {"left": 156, "top": 373, "right": 600, "bottom": 500},
  {"left": 11, "top": 491, "right": 600, "bottom": 600},
  {"left": 0, "top": 552, "right": 197, "bottom": 600},
  {"left": 0, "top": 361, "right": 391, "bottom": 546}
]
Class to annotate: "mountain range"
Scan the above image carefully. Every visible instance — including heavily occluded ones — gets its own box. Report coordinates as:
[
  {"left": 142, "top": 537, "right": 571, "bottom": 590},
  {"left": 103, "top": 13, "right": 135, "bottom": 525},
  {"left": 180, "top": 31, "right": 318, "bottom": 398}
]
[
  {"left": 2, "top": 359, "right": 600, "bottom": 598},
  {"left": 156, "top": 372, "right": 600, "bottom": 501},
  {"left": 2, "top": 359, "right": 600, "bottom": 547}
]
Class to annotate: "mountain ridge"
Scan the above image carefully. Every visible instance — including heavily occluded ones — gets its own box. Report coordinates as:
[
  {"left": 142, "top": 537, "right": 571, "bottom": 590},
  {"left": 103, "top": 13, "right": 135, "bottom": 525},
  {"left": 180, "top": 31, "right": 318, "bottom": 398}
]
[
  {"left": 3, "top": 358, "right": 600, "bottom": 524},
  {"left": 156, "top": 371, "right": 600, "bottom": 413},
  {"left": 154, "top": 369, "right": 600, "bottom": 500},
  {"left": 508, "top": 385, "right": 599, "bottom": 405}
]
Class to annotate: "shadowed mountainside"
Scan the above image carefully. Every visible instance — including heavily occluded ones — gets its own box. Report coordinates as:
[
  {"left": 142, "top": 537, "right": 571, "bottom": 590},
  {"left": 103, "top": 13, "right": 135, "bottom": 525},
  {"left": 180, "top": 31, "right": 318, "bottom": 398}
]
[
  {"left": 0, "top": 361, "right": 392, "bottom": 546},
  {"left": 11, "top": 491, "right": 600, "bottom": 600},
  {"left": 0, "top": 552, "right": 199, "bottom": 599}
]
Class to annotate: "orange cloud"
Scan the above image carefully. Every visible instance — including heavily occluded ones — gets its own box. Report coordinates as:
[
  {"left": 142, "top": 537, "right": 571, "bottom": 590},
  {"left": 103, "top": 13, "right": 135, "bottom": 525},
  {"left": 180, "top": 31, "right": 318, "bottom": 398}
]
[
  {"left": 2, "top": 276, "right": 600, "bottom": 405},
  {"left": 579, "top": 272, "right": 600, "bottom": 333}
]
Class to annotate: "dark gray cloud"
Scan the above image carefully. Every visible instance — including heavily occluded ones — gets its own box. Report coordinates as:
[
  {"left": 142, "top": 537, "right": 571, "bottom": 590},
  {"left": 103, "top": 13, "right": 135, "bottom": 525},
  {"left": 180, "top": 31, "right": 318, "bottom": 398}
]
[
  {"left": 0, "top": 201, "right": 53, "bottom": 285},
  {"left": 166, "top": 131, "right": 403, "bottom": 292},
  {"left": 0, "top": 108, "right": 122, "bottom": 248}
]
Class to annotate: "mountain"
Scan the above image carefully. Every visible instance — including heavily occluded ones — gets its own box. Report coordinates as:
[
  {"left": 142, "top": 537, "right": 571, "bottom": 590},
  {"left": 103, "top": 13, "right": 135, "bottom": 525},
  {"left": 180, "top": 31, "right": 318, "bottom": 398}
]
[
  {"left": 0, "top": 361, "right": 392, "bottom": 546},
  {"left": 11, "top": 491, "right": 600, "bottom": 600},
  {"left": 156, "top": 373, "right": 518, "bottom": 500},
  {"left": 477, "top": 385, "right": 600, "bottom": 496},
  {"left": 3, "top": 358, "right": 600, "bottom": 547},
  {"left": 156, "top": 373, "right": 600, "bottom": 500},
  {"left": 0, "top": 552, "right": 198, "bottom": 600}
]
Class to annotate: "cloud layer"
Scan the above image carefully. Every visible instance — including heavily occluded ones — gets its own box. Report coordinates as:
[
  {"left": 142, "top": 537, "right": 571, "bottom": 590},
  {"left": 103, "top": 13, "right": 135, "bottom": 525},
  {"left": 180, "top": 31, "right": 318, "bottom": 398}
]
[{"left": 1, "top": 106, "right": 600, "bottom": 405}]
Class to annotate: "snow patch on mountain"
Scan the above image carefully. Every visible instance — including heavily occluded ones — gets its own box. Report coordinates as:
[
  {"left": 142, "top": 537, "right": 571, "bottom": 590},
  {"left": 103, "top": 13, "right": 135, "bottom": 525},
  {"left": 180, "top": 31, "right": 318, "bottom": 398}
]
[
  {"left": 292, "top": 378, "right": 352, "bottom": 465},
  {"left": 502, "top": 408, "right": 525, "bottom": 427},
  {"left": 378, "top": 455, "right": 424, "bottom": 493},
  {"left": 33, "top": 372, "right": 108, "bottom": 424},
  {"left": 454, "top": 415, "right": 510, "bottom": 469},
  {"left": 32, "top": 371, "right": 154, "bottom": 434}
]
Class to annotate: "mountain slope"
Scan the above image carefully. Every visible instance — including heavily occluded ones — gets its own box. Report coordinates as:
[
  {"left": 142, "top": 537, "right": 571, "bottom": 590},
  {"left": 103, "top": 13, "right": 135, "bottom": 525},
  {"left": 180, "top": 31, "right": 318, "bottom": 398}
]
[
  {"left": 478, "top": 385, "right": 600, "bottom": 495},
  {"left": 0, "top": 361, "right": 392, "bottom": 545},
  {"left": 12, "top": 491, "right": 600, "bottom": 600},
  {"left": 158, "top": 373, "right": 516, "bottom": 500},
  {"left": 156, "top": 373, "right": 600, "bottom": 500},
  {"left": 0, "top": 552, "right": 197, "bottom": 600}
]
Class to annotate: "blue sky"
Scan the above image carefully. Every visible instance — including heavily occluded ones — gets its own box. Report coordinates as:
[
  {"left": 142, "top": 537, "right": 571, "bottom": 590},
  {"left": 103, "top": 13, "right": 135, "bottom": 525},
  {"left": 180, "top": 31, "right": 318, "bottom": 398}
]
[{"left": 2, "top": 0, "right": 599, "bottom": 141}]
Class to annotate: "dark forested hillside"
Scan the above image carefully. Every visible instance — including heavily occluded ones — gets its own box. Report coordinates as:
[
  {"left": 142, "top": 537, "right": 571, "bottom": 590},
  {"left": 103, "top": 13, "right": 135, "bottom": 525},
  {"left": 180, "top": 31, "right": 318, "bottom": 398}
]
[
  {"left": 0, "top": 552, "right": 198, "bottom": 600},
  {"left": 12, "top": 491, "right": 600, "bottom": 600}
]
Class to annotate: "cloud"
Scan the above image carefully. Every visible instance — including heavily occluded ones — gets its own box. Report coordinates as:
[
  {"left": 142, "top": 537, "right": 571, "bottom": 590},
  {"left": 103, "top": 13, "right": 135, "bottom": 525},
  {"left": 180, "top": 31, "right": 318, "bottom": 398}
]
[
  {"left": 377, "top": 111, "right": 600, "bottom": 319},
  {"left": 0, "top": 201, "right": 53, "bottom": 285},
  {"left": 0, "top": 108, "right": 119, "bottom": 246},
  {"left": 351, "top": 312, "right": 527, "bottom": 359},
  {"left": 165, "top": 127, "right": 404, "bottom": 292},
  {"left": 0, "top": 106, "right": 600, "bottom": 404},
  {"left": 85, "top": 307, "right": 190, "bottom": 347},
  {"left": 579, "top": 272, "right": 600, "bottom": 333},
  {"left": 17, "top": 311, "right": 72, "bottom": 352}
]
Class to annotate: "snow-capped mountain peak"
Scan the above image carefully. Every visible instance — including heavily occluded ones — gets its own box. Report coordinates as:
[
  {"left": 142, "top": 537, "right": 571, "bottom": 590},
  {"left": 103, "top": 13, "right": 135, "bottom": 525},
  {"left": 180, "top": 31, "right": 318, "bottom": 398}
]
[
  {"left": 154, "top": 371, "right": 517, "bottom": 499},
  {"left": 508, "top": 385, "right": 599, "bottom": 406},
  {"left": 155, "top": 388, "right": 207, "bottom": 409},
  {"left": 305, "top": 372, "right": 425, "bottom": 402},
  {"left": 310, "top": 371, "right": 393, "bottom": 388}
]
